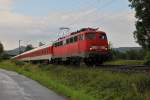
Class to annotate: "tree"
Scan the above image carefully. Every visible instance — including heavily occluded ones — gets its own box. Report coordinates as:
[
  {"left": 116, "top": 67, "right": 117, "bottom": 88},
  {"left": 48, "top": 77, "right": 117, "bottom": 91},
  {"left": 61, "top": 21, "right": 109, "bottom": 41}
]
[
  {"left": 125, "top": 50, "right": 145, "bottom": 60},
  {"left": 129, "top": 0, "right": 150, "bottom": 49},
  {"left": 25, "top": 44, "right": 34, "bottom": 52},
  {"left": 1, "top": 53, "right": 11, "bottom": 60},
  {"left": 144, "top": 51, "right": 150, "bottom": 65},
  {"left": 0, "top": 42, "right": 4, "bottom": 55}
]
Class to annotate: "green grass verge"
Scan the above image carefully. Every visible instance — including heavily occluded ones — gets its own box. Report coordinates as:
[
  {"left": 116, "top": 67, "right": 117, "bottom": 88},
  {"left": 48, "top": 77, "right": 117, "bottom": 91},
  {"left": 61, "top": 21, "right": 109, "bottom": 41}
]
[
  {"left": 104, "top": 60, "right": 144, "bottom": 65},
  {"left": 0, "top": 60, "right": 150, "bottom": 100}
]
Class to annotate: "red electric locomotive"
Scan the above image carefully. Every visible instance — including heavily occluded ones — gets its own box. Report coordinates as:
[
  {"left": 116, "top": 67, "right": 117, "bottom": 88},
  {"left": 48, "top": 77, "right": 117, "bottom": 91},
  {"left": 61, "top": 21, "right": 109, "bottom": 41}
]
[
  {"left": 13, "top": 28, "right": 110, "bottom": 66},
  {"left": 52, "top": 28, "right": 109, "bottom": 65}
]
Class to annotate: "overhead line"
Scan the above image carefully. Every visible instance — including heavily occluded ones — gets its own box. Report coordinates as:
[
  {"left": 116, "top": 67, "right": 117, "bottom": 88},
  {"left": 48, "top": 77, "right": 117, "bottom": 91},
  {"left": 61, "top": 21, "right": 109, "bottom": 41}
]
[{"left": 67, "top": 0, "right": 115, "bottom": 27}]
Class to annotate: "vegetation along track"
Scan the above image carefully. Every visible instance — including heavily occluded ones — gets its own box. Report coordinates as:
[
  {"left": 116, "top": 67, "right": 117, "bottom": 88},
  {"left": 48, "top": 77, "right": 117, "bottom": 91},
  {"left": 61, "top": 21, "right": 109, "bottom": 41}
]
[{"left": 96, "top": 65, "right": 150, "bottom": 73}]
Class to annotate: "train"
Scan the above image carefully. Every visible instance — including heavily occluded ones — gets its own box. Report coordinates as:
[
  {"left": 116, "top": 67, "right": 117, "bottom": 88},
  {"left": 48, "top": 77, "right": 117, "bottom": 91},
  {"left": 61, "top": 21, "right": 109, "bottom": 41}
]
[{"left": 13, "top": 28, "right": 110, "bottom": 66}]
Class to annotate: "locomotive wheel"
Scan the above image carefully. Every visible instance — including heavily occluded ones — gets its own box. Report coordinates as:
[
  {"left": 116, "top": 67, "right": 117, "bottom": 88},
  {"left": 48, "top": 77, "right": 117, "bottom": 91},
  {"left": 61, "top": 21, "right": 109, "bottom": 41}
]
[
  {"left": 84, "top": 57, "right": 104, "bottom": 66},
  {"left": 96, "top": 57, "right": 104, "bottom": 65}
]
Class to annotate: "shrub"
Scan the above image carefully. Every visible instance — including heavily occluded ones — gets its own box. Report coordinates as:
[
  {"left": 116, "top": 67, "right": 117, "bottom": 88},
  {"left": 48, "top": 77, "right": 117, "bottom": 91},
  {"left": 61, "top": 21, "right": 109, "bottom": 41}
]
[
  {"left": 14, "top": 61, "right": 26, "bottom": 66},
  {"left": 144, "top": 51, "right": 150, "bottom": 65}
]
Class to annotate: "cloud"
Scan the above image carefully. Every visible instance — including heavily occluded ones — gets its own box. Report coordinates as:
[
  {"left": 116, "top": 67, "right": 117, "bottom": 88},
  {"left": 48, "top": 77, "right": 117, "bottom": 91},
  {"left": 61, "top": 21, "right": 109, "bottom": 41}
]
[
  {"left": 0, "top": 10, "right": 51, "bottom": 33},
  {"left": 0, "top": 7, "right": 139, "bottom": 50},
  {"left": 0, "top": 0, "right": 13, "bottom": 10}
]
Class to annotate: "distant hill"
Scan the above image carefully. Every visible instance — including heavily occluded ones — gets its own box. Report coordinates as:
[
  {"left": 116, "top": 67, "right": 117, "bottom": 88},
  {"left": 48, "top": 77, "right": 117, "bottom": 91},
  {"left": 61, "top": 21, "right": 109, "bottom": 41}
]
[
  {"left": 5, "top": 46, "right": 26, "bottom": 56},
  {"left": 113, "top": 47, "right": 142, "bottom": 52}
]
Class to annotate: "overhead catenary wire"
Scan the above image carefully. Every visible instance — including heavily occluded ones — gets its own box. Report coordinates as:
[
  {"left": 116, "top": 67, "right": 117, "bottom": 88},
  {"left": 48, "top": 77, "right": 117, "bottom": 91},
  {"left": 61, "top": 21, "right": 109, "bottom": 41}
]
[
  {"left": 67, "top": 0, "right": 116, "bottom": 27},
  {"left": 56, "top": 0, "right": 117, "bottom": 41}
]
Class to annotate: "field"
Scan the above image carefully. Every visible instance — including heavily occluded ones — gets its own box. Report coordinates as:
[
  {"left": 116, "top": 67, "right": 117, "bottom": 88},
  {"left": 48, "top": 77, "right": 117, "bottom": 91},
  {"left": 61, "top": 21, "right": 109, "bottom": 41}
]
[{"left": 0, "top": 60, "right": 150, "bottom": 100}]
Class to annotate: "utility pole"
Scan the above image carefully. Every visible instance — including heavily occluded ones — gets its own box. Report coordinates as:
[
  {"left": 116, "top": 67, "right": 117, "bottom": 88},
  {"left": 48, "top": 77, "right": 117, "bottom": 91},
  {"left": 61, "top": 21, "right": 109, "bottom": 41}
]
[{"left": 19, "top": 40, "right": 22, "bottom": 55}]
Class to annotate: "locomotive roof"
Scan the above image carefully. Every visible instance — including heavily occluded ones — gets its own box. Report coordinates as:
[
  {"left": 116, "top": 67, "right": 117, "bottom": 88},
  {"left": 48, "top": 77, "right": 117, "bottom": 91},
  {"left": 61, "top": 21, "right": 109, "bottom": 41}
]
[{"left": 55, "top": 28, "right": 105, "bottom": 42}]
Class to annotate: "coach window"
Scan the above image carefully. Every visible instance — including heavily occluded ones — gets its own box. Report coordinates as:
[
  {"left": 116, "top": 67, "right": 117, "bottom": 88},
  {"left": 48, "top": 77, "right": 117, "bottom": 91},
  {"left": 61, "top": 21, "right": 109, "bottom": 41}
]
[
  {"left": 85, "top": 33, "right": 96, "bottom": 40},
  {"left": 54, "top": 43, "right": 56, "bottom": 47},
  {"left": 63, "top": 40, "right": 66, "bottom": 45},
  {"left": 57, "top": 42, "right": 59, "bottom": 46},
  {"left": 56, "top": 42, "right": 59, "bottom": 46},
  {"left": 53, "top": 43, "right": 57, "bottom": 47},
  {"left": 52, "top": 43, "right": 54, "bottom": 46},
  {"left": 57, "top": 42, "right": 60, "bottom": 47}
]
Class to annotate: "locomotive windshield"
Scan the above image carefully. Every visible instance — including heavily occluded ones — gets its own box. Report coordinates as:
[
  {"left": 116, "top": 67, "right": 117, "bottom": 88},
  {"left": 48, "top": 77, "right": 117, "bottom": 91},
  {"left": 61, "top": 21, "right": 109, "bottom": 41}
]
[
  {"left": 85, "top": 33, "right": 96, "bottom": 40},
  {"left": 100, "top": 34, "right": 107, "bottom": 40}
]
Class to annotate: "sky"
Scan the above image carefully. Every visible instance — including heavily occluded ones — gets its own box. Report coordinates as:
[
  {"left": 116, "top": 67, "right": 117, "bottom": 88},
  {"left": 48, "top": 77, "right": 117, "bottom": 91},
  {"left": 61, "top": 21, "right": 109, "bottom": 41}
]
[{"left": 0, "top": 0, "right": 140, "bottom": 50}]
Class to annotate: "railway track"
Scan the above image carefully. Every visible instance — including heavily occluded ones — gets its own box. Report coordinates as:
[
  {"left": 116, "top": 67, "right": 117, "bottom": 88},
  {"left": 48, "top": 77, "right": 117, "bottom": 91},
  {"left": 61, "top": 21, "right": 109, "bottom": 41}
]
[{"left": 97, "top": 65, "right": 150, "bottom": 73}]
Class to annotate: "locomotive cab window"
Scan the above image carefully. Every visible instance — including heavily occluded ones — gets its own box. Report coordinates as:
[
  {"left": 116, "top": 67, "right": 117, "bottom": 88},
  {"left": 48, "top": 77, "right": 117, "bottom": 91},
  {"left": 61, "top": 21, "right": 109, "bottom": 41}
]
[
  {"left": 85, "top": 33, "right": 96, "bottom": 40},
  {"left": 100, "top": 34, "right": 107, "bottom": 40}
]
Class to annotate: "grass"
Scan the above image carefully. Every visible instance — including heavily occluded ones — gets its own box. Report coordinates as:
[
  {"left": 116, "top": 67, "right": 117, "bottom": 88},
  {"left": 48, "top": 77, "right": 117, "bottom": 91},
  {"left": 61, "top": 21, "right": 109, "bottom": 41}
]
[
  {"left": 104, "top": 60, "right": 144, "bottom": 65},
  {"left": 0, "top": 60, "right": 150, "bottom": 100}
]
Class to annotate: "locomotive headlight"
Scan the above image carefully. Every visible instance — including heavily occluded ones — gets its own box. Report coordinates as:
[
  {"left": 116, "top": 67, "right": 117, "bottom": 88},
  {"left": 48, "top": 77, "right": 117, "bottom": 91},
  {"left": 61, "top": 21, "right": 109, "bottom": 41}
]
[
  {"left": 100, "top": 46, "right": 105, "bottom": 49},
  {"left": 90, "top": 46, "right": 108, "bottom": 50},
  {"left": 100, "top": 46, "right": 108, "bottom": 50},
  {"left": 90, "top": 46, "right": 99, "bottom": 50},
  {"left": 90, "top": 46, "right": 98, "bottom": 50}
]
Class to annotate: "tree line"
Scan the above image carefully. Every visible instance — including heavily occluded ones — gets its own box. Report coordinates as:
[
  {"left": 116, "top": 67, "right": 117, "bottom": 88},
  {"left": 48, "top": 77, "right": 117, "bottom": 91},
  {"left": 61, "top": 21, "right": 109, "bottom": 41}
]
[
  {"left": 110, "top": 49, "right": 145, "bottom": 60},
  {"left": 0, "top": 42, "right": 34, "bottom": 60},
  {"left": 0, "top": 41, "right": 45, "bottom": 61},
  {"left": 128, "top": 0, "right": 150, "bottom": 65}
]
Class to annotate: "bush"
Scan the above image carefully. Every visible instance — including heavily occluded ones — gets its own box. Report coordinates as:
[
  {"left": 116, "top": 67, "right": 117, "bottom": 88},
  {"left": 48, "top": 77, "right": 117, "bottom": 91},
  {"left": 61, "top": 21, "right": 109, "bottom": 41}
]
[
  {"left": 14, "top": 60, "right": 26, "bottom": 66},
  {"left": 0, "top": 58, "right": 2, "bottom": 62},
  {"left": 144, "top": 51, "right": 150, "bottom": 65},
  {"left": 110, "top": 49, "right": 146, "bottom": 61},
  {"left": 1, "top": 53, "right": 11, "bottom": 60}
]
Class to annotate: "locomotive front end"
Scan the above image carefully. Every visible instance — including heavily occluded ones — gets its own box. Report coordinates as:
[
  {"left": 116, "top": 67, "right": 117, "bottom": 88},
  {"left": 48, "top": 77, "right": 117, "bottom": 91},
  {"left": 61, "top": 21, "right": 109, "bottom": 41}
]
[{"left": 83, "top": 31, "right": 110, "bottom": 65}]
